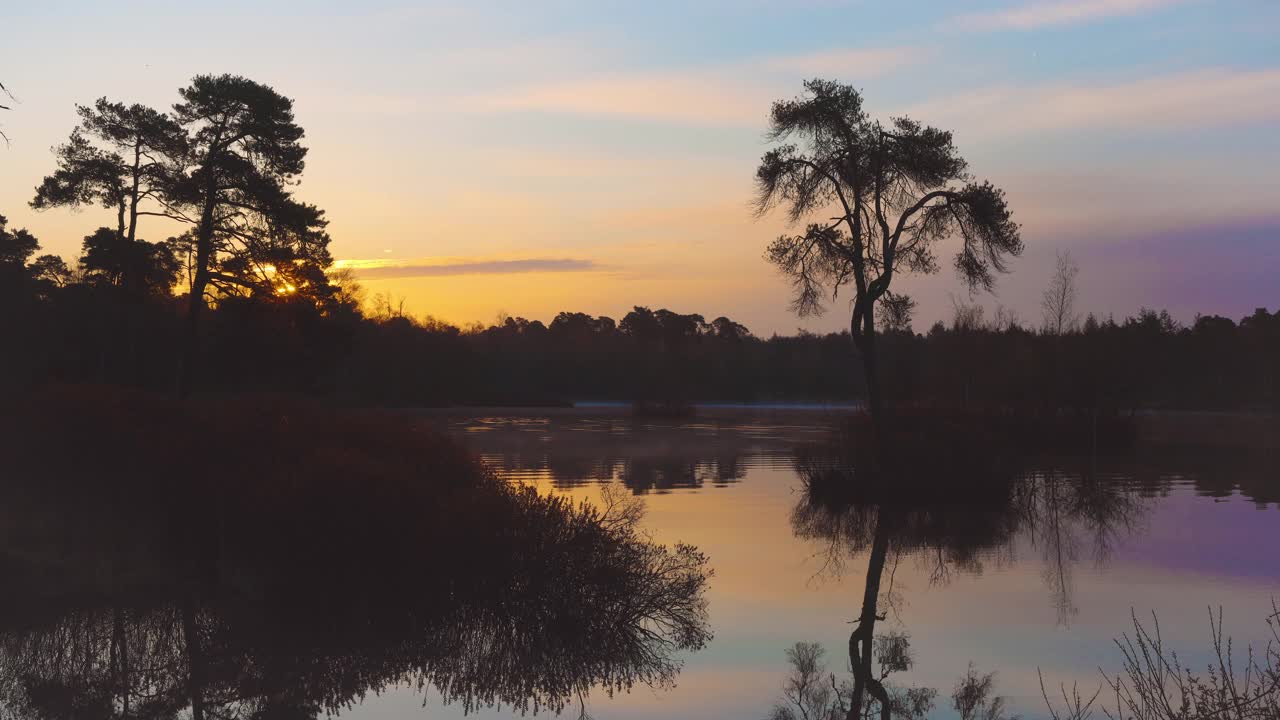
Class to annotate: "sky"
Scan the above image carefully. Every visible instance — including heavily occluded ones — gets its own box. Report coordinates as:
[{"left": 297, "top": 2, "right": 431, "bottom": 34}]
[{"left": 2, "top": 0, "right": 1277, "bottom": 335}]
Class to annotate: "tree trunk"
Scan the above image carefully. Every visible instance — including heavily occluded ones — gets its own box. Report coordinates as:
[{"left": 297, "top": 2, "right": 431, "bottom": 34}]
[
  {"left": 860, "top": 330, "right": 884, "bottom": 426},
  {"left": 853, "top": 305, "right": 886, "bottom": 451},
  {"left": 180, "top": 264, "right": 208, "bottom": 396},
  {"left": 178, "top": 173, "right": 216, "bottom": 396},
  {"left": 126, "top": 140, "right": 141, "bottom": 244},
  {"left": 122, "top": 141, "right": 144, "bottom": 386},
  {"left": 116, "top": 199, "right": 127, "bottom": 246},
  {"left": 847, "top": 511, "right": 892, "bottom": 720}
]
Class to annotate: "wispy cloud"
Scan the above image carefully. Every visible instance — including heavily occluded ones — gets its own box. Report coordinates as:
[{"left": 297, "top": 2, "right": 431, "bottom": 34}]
[
  {"left": 458, "top": 46, "right": 923, "bottom": 127},
  {"left": 336, "top": 257, "right": 604, "bottom": 279},
  {"left": 754, "top": 47, "right": 925, "bottom": 77},
  {"left": 898, "top": 67, "right": 1280, "bottom": 138},
  {"left": 954, "top": 0, "right": 1184, "bottom": 31}
]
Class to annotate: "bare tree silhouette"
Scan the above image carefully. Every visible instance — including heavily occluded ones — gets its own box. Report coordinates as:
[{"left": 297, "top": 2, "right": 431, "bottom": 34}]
[
  {"left": 1042, "top": 250, "right": 1080, "bottom": 335},
  {"left": 0, "top": 80, "right": 10, "bottom": 145}
]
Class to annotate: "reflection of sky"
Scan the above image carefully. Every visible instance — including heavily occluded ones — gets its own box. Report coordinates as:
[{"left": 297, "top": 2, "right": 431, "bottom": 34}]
[
  {"left": 342, "top": 418, "right": 1280, "bottom": 720},
  {"left": 3, "top": 1, "right": 1278, "bottom": 332}
]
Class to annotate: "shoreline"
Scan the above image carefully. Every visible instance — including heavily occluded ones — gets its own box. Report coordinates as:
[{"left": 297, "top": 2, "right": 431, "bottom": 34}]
[
  {"left": 401, "top": 403, "right": 1278, "bottom": 448},
  {"left": 403, "top": 401, "right": 861, "bottom": 420}
]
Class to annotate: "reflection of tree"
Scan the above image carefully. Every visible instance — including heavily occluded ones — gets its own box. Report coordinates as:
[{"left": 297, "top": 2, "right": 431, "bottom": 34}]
[
  {"left": 445, "top": 417, "right": 806, "bottom": 493},
  {"left": 711, "top": 452, "right": 748, "bottom": 484},
  {"left": 1018, "top": 470, "right": 1145, "bottom": 624},
  {"left": 787, "top": 444, "right": 1147, "bottom": 719},
  {"left": 622, "top": 458, "right": 701, "bottom": 493},
  {"left": 0, "top": 481, "right": 712, "bottom": 720},
  {"left": 451, "top": 415, "right": 1276, "bottom": 509}
]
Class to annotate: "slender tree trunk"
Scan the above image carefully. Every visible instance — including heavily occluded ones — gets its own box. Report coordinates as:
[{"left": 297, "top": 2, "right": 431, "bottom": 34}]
[
  {"left": 110, "top": 194, "right": 128, "bottom": 384},
  {"left": 847, "top": 512, "right": 892, "bottom": 720},
  {"left": 178, "top": 172, "right": 216, "bottom": 396},
  {"left": 122, "top": 141, "right": 144, "bottom": 385},
  {"left": 126, "top": 140, "right": 141, "bottom": 244},
  {"left": 853, "top": 305, "right": 886, "bottom": 452},
  {"left": 860, "top": 331, "right": 884, "bottom": 424},
  {"left": 116, "top": 200, "right": 127, "bottom": 245}
]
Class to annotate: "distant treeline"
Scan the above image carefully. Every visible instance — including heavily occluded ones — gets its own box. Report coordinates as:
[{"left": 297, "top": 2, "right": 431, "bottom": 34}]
[{"left": 1, "top": 216, "right": 1276, "bottom": 411}]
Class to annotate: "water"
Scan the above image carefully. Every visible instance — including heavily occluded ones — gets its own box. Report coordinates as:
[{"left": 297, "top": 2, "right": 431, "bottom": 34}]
[
  {"left": 2, "top": 412, "right": 1276, "bottom": 719},
  {"left": 347, "top": 413, "right": 1279, "bottom": 719}
]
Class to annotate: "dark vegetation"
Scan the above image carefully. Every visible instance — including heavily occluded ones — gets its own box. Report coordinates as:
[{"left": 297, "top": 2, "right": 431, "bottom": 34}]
[
  {"left": 0, "top": 386, "right": 712, "bottom": 718},
  {"left": 0, "top": 74, "right": 724, "bottom": 710},
  {"left": 2, "top": 76, "right": 1275, "bottom": 415},
  {"left": 3, "top": 229, "right": 1277, "bottom": 412}
]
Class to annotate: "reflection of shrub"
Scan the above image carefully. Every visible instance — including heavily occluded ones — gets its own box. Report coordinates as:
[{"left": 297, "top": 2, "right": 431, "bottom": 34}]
[
  {"left": 768, "top": 642, "right": 845, "bottom": 720},
  {"left": 953, "top": 663, "right": 1015, "bottom": 720},
  {"left": 0, "top": 385, "right": 713, "bottom": 717},
  {"left": 766, "top": 636, "right": 939, "bottom": 720}
]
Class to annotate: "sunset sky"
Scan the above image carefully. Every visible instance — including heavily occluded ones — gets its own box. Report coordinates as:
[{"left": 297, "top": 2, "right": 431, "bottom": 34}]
[{"left": 3, "top": 0, "right": 1277, "bottom": 335}]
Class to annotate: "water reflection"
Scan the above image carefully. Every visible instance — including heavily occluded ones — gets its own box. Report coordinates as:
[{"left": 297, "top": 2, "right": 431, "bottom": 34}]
[
  {"left": 446, "top": 415, "right": 831, "bottom": 493},
  {"left": 787, "top": 443, "right": 1148, "bottom": 719},
  {"left": 4, "top": 411, "right": 1274, "bottom": 720},
  {"left": 445, "top": 415, "right": 1277, "bottom": 505},
  {"left": 0, "top": 483, "right": 712, "bottom": 719}
]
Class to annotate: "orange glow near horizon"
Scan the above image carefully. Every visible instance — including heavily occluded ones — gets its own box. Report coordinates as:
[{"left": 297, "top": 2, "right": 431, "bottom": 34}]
[{"left": 2, "top": 1, "right": 1277, "bottom": 333}]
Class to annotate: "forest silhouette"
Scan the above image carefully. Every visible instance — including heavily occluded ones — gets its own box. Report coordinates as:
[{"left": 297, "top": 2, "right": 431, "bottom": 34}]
[
  {"left": 0, "top": 75, "right": 1275, "bottom": 416},
  {"left": 3, "top": 216, "right": 1277, "bottom": 412}
]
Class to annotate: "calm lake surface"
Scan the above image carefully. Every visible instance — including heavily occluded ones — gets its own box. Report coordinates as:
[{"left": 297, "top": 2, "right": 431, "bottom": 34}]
[{"left": 338, "top": 412, "right": 1280, "bottom": 720}]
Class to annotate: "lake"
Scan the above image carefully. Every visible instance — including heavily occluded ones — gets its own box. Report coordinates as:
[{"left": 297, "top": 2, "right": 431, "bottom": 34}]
[
  {"left": 338, "top": 411, "right": 1280, "bottom": 720},
  {"left": 2, "top": 409, "right": 1275, "bottom": 720}
]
